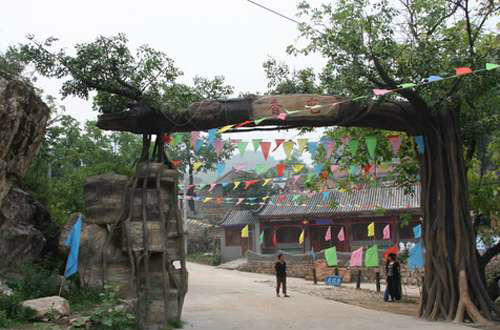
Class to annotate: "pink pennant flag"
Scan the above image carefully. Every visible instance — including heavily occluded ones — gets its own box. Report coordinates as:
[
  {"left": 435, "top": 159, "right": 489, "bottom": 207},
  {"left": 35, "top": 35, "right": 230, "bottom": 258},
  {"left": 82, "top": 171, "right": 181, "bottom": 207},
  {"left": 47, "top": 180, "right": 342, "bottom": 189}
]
[
  {"left": 373, "top": 88, "right": 391, "bottom": 96},
  {"left": 350, "top": 247, "right": 363, "bottom": 267},
  {"left": 338, "top": 227, "right": 345, "bottom": 242},
  {"left": 215, "top": 139, "right": 225, "bottom": 156},
  {"left": 236, "top": 198, "right": 245, "bottom": 206},
  {"left": 273, "top": 139, "right": 285, "bottom": 152},
  {"left": 208, "top": 183, "right": 217, "bottom": 192},
  {"left": 325, "top": 226, "right": 332, "bottom": 241},
  {"left": 341, "top": 136, "right": 350, "bottom": 145},
  {"left": 330, "top": 165, "right": 339, "bottom": 175},
  {"left": 383, "top": 224, "right": 391, "bottom": 240},
  {"left": 277, "top": 112, "right": 287, "bottom": 120},
  {"left": 187, "top": 184, "right": 195, "bottom": 190},
  {"left": 293, "top": 175, "right": 301, "bottom": 184},
  {"left": 260, "top": 141, "right": 271, "bottom": 160},
  {"left": 326, "top": 141, "right": 336, "bottom": 159},
  {"left": 387, "top": 135, "right": 401, "bottom": 155},
  {"left": 191, "top": 131, "right": 200, "bottom": 147}
]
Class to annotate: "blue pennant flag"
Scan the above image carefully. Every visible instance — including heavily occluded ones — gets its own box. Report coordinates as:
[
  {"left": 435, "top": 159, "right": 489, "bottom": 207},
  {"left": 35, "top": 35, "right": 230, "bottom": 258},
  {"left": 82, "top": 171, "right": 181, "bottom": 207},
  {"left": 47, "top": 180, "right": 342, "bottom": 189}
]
[
  {"left": 413, "top": 224, "right": 422, "bottom": 239},
  {"left": 208, "top": 128, "right": 217, "bottom": 145},
  {"left": 310, "top": 247, "right": 316, "bottom": 261},
  {"left": 216, "top": 162, "right": 225, "bottom": 177},
  {"left": 222, "top": 182, "right": 230, "bottom": 188},
  {"left": 308, "top": 142, "right": 318, "bottom": 158},
  {"left": 64, "top": 215, "right": 82, "bottom": 278},
  {"left": 426, "top": 75, "right": 443, "bottom": 82},
  {"left": 322, "top": 191, "right": 330, "bottom": 201},
  {"left": 314, "top": 164, "right": 323, "bottom": 176},
  {"left": 195, "top": 139, "right": 203, "bottom": 152},
  {"left": 415, "top": 136, "right": 425, "bottom": 154},
  {"left": 408, "top": 242, "right": 424, "bottom": 270}
]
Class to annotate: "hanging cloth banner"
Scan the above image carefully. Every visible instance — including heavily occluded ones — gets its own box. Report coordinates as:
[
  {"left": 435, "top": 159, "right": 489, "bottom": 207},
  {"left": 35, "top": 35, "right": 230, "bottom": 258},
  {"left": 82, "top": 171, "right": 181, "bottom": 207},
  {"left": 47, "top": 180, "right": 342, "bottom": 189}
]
[
  {"left": 298, "top": 139, "right": 308, "bottom": 155},
  {"left": 273, "top": 139, "right": 285, "bottom": 152},
  {"left": 277, "top": 164, "right": 285, "bottom": 177},
  {"left": 193, "top": 162, "right": 203, "bottom": 172},
  {"left": 325, "top": 246, "right": 337, "bottom": 266},
  {"left": 373, "top": 89, "right": 391, "bottom": 96},
  {"left": 338, "top": 227, "right": 345, "bottom": 242},
  {"left": 308, "top": 142, "right": 318, "bottom": 158},
  {"left": 292, "top": 164, "right": 304, "bottom": 174},
  {"left": 341, "top": 136, "right": 350, "bottom": 145},
  {"left": 486, "top": 63, "right": 500, "bottom": 70},
  {"left": 398, "top": 82, "right": 417, "bottom": 89},
  {"left": 427, "top": 75, "right": 443, "bottom": 82},
  {"left": 194, "top": 139, "right": 203, "bottom": 152},
  {"left": 364, "top": 245, "right": 379, "bottom": 268},
  {"left": 173, "top": 133, "right": 183, "bottom": 147},
  {"left": 207, "top": 128, "right": 217, "bottom": 145},
  {"left": 283, "top": 141, "right": 295, "bottom": 160},
  {"left": 241, "top": 225, "right": 249, "bottom": 238},
  {"left": 298, "top": 230, "right": 305, "bottom": 245},
  {"left": 191, "top": 131, "right": 200, "bottom": 148},
  {"left": 314, "top": 164, "right": 323, "bottom": 176},
  {"left": 408, "top": 242, "right": 424, "bottom": 270},
  {"left": 367, "top": 222, "right": 375, "bottom": 237},
  {"left": 218, "top": 124, "right": 235, "bottom": 133},
  {"left": 350, "top": 247, "right": 363, "bottom": 267},
  {"left": 415, "top": 136, "right": 425, "bottom": 154},
  {"left": 322, "top": 191, "right": 330, "bottom": 202},
  {"left": 384, "top": 245, "right": 398, "bottom": 261},
  {"left": 365, "top": 136, "right": 377, "bottom": 160},
  {"left": 255, "top": 164, "right": 268, "bottom": 175},
  {"left": 383, "top": 224, "right": 391, "bottom": 240},
  {"left": 455, "top": 67, "right": 472, "bottom": 75},
  {"left": 252, "top": 139, "right": 262, "bottom": 152},
  {"left": 272, "top": 230, "right": 277, "bottom": 246},
  {"left": 413, "top": 224, "right": 422, "bottom": 239},
  {"left": 235, "top": 120, "right": 253, "bottom": 129},
  {"left": 348, "top": 139, "right": 359, "bottom": 156},
  {"left": 326, "top": 141, "right": 336, "bottom": 159},
  {"left": 387, "top": 135, "right": 401, "bottom": 155},
  {"left": 258, "top": 231, "right": 264, "bottom": 244},
  {"left": 244, "top": 180, "right": 259, "bottom": 190},
  {"left": 214, "top": 139, "right": 225, "bottom": 157},
  {"left": 260, "top": 141, "right": 271, "bottom": 160},
  {"left": 363, "top": 164, "right": 373, "bottom": 176},
  {"left": 216, "top": 163, "right": 225, "bottom": 177},
  {"left": 330, "top": 165, "right": 339, "bottom": 176},
  {"left": 238, "top": 141, "right": 249, "bottom": 156},
  {"left": 325, "top": 226, "right": 332, "bottom": 241}
]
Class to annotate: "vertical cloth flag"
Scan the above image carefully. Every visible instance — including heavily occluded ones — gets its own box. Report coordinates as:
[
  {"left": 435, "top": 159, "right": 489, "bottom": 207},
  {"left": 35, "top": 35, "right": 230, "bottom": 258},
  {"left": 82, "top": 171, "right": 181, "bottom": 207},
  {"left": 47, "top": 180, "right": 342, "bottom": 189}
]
[
  {"left": 325, "top": 247, "right": 337, "bottom": 266},
  {"left": 214, "top": 139, "right": 224, "bottom": 157},
  {"left": 325, "top": 226, "right": 332, "bottom": 241},
  {"left": 272, "top": 230, "right": 277, "bottom": 246},
  {"left": 337, "top": 227, "right": 345, "bottom": 242},
  {"left": 367, "top": 222, "right": 375, "bottom": 237},
  {"left": 413, "top": 224, "right": 422, "bottom": 239},
  {"left": 277, "top": 164, "right": 285, "bottom": 177},
  {"left": 298, "top": 139, "right": 308, "bottom": 155},
  {"left": 241, "top": 225, "right": 249, "bottom": 238},
  {"left": 415, "top": 136, "right": 425, "bottom": 154},
  {"left": 408, "top": 242, "right": 424, "bottom": 270},
  {"left": 350, "top": 247, "right": 363, "bottom": 267},
  {"left": 383, "top": 224, "right": 391, "bottom": 240},
  {"left": 349, "top": 139, "right": 359, "bottom": 155},
  {"left": 364, "top": 245, "right": 379, "bottom": 268},
  {"left": 384, "top": 246, "right": 398, "bottom": 261},
  {"left": 283, "top": 141, "right": 295, "bottom": 160},
  {"left": 258, "top": 231, "right": 264, "bottom": 245},
  {"left": 387, "top": 135, "right": 401, "bottom": 155},
  {"left": 252, "top": 139, "right": 262, "bottom": 151},
  {"left": 298, "top": 230, "right": 305, "bottom": 245},
  {"left": 260, "top": 142, "right": 271, "bottom": 160},
  {"left": 64, "top": 215, "right": 82, "bottom": 278},
  {"left": 191, "top": 131, "right": 200, "bottom": 148},
  {"left": 308, "top": 142, "right": 318, "bottom": 158},
  {"left": 238, "top": 141, "right": 249, "bottom": 156},
  {"left": 365, "top": 136, "right": 377, "bottom": 159}
]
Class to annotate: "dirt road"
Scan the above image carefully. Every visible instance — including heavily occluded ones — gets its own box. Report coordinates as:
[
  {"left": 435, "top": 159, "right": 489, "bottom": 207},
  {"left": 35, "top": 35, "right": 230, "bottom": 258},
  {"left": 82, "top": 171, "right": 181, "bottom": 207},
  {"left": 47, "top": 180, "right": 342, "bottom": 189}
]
[{"left": 182, "top": 262, "right": 471, "bottom": 330}]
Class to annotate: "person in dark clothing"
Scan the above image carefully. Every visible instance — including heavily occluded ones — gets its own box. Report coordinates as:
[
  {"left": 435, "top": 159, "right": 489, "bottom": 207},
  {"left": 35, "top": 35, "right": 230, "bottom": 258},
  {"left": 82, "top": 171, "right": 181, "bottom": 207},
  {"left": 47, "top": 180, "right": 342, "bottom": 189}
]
[
  {"left": 384, "top": 253, "right": 401, "bottom": 302},
  {"left": 275, "top": 254, "right": 290, "bottom": 297}
]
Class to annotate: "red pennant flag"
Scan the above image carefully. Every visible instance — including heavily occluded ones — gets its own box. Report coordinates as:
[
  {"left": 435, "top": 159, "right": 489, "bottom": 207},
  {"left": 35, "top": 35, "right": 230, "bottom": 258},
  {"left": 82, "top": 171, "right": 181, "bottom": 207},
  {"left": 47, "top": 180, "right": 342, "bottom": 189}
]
[
  {"left": 273, "top": 139, "right": 285, "bottom": 152},
  {"left": 234, "top": 120, "right": 253, "bottom": 128},
  {"left": 363, "top": 164, "right": 373, "bottom": 176},
  {"left": 455, "top": 67, "right": 472, "bottom": 76},
  {"left": 387, "top": 135, "right": 401, "bottom": 155},
  {"left": 260, "top": 141, "right": 271, "bottom": 160},
  {"left": 244, "top": 180, "right": 259, "bottom": 190},
  {"left": 161, "top": 134, "right": 171, "bottom": 144},
  {"left": 277, "top": 195, "right": 286, "bottom": 203},
  {"left": 384, "top": 245, "right": 398, "bottom": 261},
  {"left": 277, "top": 164, "right": 285, "bottom": 177},
  {"left": 215, "top": 197, "right": 223, "bottom": 205},
  {"left": 171, "top": 160, "right": 182, "bottom": 168},
  {"left": 191, "top": 131, "right": 200, "bottom": 148},
  {"left": 272, "top": 230, "right": 277, "bottom": 246}
]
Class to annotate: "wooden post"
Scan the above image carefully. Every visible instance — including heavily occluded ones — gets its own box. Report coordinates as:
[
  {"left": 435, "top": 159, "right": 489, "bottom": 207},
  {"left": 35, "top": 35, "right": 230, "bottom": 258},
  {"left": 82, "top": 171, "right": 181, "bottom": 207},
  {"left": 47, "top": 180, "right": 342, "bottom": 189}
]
[
  {"left": 312, "top": 266, "right": 318, "bottom": 285},
  {"left": 376, "top": 272, "right": 381, "bottom": 292},
  {"left": 335, "top": 267, "right": 339, "bottom": 276},
  {"left": 356, "top": 269, "right": 362, "bottom": 289}
]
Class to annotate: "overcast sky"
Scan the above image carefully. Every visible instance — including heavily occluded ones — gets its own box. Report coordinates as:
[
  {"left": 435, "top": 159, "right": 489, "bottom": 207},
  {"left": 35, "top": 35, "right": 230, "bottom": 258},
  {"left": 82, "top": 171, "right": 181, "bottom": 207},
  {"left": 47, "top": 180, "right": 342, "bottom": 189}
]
[{"left": 1, "top": 0, "right": 329, "bottom": 155}]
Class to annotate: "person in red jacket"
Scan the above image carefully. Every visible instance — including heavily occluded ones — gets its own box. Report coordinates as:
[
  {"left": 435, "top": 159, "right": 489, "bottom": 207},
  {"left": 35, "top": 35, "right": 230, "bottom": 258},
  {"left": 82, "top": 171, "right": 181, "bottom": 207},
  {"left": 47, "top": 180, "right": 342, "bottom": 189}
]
[{"left": 275, "top": 254, "right": 290, "bottom": 297}]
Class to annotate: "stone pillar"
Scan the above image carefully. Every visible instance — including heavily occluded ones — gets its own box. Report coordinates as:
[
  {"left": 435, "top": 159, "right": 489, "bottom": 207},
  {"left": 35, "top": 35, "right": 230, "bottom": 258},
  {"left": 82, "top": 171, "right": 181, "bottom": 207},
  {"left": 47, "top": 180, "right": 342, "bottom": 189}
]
[{"left": 255, "top": 222, "right": 261, "bottom": 254}]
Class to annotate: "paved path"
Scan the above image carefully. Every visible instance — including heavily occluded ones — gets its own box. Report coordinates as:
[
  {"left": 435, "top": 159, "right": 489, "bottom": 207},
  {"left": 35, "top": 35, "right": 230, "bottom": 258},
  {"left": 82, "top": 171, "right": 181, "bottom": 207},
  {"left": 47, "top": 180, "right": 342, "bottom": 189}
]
[{"left": 182, "top": 263, "right": 470, "bottom": 330}]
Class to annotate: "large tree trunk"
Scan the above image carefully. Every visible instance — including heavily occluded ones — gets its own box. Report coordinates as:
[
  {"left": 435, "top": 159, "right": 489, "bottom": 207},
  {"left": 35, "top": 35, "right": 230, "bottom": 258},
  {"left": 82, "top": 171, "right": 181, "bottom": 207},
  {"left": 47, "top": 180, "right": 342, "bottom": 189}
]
[{"left": 419, "top": 107, "right": 498, "bottom": 325}]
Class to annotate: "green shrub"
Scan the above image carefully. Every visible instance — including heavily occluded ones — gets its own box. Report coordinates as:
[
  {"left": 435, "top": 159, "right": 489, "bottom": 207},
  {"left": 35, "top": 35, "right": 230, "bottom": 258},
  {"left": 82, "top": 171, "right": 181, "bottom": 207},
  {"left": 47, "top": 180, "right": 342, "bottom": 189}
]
[
  {"left": 7, "top": 262, "right": 59, "bottom": 300},
  {"left": 0, "top": 293, "right": 36, "bottom": 324}
]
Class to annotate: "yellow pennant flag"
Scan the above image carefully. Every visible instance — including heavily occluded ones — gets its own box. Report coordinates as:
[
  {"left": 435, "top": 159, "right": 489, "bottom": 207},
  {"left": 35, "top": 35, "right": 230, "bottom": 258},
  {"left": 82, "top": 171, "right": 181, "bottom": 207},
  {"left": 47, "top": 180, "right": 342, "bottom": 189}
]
[
  {"left": 241, "top": 225, "right": 249, "bottom": 238},
  {"left": 233, "top": 181, "right": 241, "bottom": 190},
  {"left": 203, "top": 197, "right": 212, "bottom": 204},
  {"left": 193, "top": 162, "right": 203, "bottom": 172},
  {"left": 218, "top": 124, "right": 235, "bottom": 133},
  {"left": 262, "top": 195, "right": 270, "bottom": 201},
  {"left": 262, "top": 178, "right": 272, "bottom": 186},
  {"left": 292, "top": 164, "right": 305, "bottom": 174},
  {"left": 283, "top": 141, "right": 295, "bottom": 160},
  {"left": 299, "top": 230, "right": 305, "bottom": 245},
  {"left": 298, "top": 139, "right": 308, "bottom": 155},
  {"left": 368, "top": 222, "right": 375, "bottom": 237}
]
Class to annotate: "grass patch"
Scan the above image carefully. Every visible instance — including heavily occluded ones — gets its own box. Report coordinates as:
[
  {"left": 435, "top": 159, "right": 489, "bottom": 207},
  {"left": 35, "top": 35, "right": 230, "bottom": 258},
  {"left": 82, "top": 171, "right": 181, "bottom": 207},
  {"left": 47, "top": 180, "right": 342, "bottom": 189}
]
[{"left": 165, "top": 318, "right": 184, "bottom": 329}]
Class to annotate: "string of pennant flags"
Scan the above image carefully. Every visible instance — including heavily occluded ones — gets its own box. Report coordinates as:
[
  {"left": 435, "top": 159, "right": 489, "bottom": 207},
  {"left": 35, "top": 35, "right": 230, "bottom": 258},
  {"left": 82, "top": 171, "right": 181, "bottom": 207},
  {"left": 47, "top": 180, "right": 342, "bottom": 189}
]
[{"left": 164, "top": 63, "right": 499, "bottom": 145}]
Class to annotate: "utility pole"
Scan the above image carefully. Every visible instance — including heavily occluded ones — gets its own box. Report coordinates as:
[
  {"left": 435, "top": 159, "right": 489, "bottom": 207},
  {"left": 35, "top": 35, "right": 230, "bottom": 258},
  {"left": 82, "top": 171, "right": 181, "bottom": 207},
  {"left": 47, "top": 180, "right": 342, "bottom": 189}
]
[{"left": 182, "top": 173, "right": 188, "bottom": 254}]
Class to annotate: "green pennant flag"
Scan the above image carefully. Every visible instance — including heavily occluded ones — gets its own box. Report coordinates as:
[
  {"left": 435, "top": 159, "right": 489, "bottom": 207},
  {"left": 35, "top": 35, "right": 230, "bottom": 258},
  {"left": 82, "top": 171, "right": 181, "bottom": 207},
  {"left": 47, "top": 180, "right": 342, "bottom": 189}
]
[
  {"left": 325, "top": 246, "right": 337, "bottom": 266},
  {"left": 172, "top": 134, "right": 183, "bottom": 147},
  {"left": 486, "top": 63, "right": 500, "bottom": 71},
  {"left": 258, "top": 231, "right": 264, "bottom": 244},
  {"left": 254, "top": 117, "right": 269, "bottom": 125},
  {"left": 365, "top": 135, "right": 377, "bottom": 160},
  {"left": 349, "top": 139, "right": 359, "bottom": 155},
  {"left": 255, "top": 164, "right": 268, "bottom": 175},
  {"left": 252, "top": 139, "right": 262, "bottom": 151},
  {"left": 238, "top": 141, "right": 249, "bottom": 156},
  {"left": 398, "top": 82, "right": 417, "bottom": 89},
  {"left": 352, "top": 95, "right": 368, "bottom": 101},
  {"left": 364, "top": 245, "right": 379, "bottom": 268}
]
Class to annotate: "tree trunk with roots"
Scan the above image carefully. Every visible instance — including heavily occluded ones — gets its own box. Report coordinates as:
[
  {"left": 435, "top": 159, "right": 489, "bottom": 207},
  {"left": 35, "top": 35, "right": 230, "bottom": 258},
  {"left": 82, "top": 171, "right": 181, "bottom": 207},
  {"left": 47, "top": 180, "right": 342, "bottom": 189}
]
[{"left": 97, "top": 94, "right": 499, "bottom": 325}]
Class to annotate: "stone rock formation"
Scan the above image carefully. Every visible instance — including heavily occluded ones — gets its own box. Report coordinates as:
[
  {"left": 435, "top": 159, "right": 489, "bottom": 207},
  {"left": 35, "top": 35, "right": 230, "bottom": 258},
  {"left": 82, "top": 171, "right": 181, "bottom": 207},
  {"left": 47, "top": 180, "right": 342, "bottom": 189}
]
[
  {"left": 21, "top": 296, "right": 70, "bottom": 320},
  {"left": 0, "top": 76, "right": 49, "bottom": 209}
]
